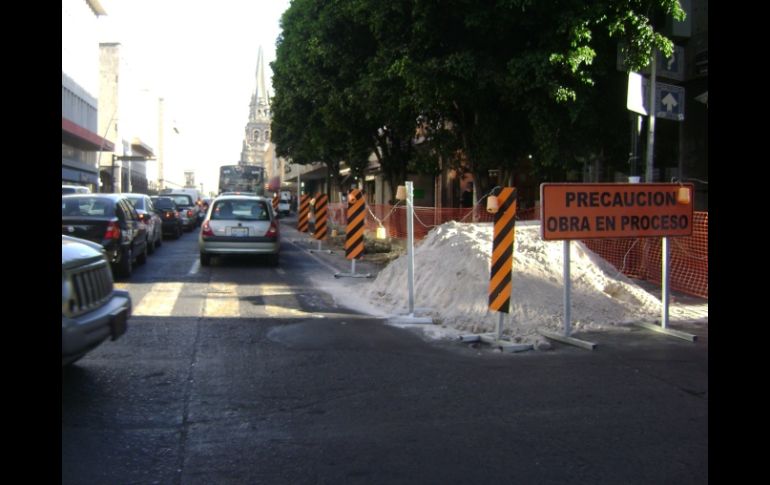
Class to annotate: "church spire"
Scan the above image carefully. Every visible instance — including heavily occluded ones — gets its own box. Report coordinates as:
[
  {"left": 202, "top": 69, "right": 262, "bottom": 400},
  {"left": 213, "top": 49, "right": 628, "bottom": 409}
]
[
  {"left": 249, "top": 46, "right": 270, "bottom": 122},
  {"left": 241, "top": 45, "right": 273, "bottom": 166}
]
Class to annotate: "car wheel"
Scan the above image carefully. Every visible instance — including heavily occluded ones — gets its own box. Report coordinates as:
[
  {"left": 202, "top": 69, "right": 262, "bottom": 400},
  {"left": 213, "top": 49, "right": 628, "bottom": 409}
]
[
  {"left": 155, "top": 231, "right": 163, "bottom": 248},
  {"left": 200, "top": 252, "right": 211, "bottom": 266},
  {"left": 118, "top": 247, "right": 132, "bottom": 277},
  {"left": 177, "top": 225, "right": 183, "bottom": 238},
  {"left": 268, "top": 253, "right": 279, "bottom": 266}
]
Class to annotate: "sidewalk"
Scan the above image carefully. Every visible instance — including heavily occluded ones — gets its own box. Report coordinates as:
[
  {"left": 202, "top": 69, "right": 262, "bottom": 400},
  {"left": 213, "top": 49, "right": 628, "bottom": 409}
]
[{"left": 281, "top": 215, "right": 394, "bottom": 280}]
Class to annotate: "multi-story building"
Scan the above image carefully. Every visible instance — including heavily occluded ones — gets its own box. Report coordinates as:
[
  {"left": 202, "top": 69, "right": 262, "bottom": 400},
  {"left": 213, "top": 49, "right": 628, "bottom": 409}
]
[
  {"left": 61, "top": 0, "right": 113, "bottom": 192},
  {"left": 98, "top": 42, "right": 156, "bottom": 193}
]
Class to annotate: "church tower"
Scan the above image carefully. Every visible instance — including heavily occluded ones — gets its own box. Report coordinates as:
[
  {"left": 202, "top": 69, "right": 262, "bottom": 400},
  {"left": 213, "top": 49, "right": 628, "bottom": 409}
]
[{"left": 240, "top": 46, "right": 272, "bottom": 168}]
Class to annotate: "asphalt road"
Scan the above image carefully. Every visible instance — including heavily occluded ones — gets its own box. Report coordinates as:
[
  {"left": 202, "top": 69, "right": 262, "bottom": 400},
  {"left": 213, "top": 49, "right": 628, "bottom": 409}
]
[{"left": 61, "top": 216, "right": 708, "bottom": 484}]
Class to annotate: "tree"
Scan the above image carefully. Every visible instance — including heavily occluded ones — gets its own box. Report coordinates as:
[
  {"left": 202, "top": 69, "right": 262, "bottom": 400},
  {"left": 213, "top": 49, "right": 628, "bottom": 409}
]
[{"left": 271, "top": 0, "right": 686, "bottom": 204}]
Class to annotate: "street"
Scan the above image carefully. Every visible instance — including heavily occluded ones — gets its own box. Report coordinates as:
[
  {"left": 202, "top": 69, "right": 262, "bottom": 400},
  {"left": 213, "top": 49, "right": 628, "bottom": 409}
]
[{"left": 61, "top": 217, "right": 708, "bottom": 484}]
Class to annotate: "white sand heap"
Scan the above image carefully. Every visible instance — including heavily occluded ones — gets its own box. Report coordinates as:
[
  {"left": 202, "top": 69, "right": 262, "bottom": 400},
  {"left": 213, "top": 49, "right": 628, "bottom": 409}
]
[{"left": 365, "top": 221, "right": 663, "bottom": 347}]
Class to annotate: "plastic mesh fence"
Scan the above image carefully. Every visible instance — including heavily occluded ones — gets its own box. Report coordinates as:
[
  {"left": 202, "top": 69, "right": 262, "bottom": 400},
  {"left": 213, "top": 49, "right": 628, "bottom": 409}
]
[{"left": 326, "top": 203, "right": 707, "bottom": 299}]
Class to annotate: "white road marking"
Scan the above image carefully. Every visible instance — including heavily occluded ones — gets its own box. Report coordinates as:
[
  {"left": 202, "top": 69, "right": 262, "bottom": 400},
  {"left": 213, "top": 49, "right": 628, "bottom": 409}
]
[
  {"left": 132, "top": 282, "right": 184, "bottom": 317},
  {"left": 204, "top": 282, "right": 240, "bottom": 318},
  {"left": 188, "top": 259, "right": 200, "bottom": 274}
]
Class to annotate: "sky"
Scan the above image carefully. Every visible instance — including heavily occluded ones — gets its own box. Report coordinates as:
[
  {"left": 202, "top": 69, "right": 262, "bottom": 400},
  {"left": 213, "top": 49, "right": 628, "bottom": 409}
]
[{"left": 95, "top": 0, "right": 292, "bottom": 195}]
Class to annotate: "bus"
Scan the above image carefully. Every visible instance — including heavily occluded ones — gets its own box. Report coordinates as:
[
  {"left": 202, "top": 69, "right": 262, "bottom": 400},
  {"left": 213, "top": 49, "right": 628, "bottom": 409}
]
[{"left": 218, "top": 164, "right": 265, "bottom": 196}]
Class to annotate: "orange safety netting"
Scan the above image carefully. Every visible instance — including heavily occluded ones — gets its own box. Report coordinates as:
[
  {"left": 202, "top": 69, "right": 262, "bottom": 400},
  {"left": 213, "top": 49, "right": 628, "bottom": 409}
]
[{"left": 326, "top": 203, "right": 708, "bottom": 299}]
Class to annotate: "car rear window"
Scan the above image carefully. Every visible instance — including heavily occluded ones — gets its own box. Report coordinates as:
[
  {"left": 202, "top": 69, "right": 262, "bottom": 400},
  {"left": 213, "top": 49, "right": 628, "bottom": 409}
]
[
  {"left": 169, "top": 195, "right": 193, "bottom": 206},
  {"left": 155, "top": 199, "right": 176, "bottom": 209},
  {"left": 126, "top": 196, "right": 145, "bottom": 209},
  {"left": 62, "top": 197, "right": 115, "bottom": 217},
  {"left": 211, "top": 200, "right": 269, "bottom": 221}
]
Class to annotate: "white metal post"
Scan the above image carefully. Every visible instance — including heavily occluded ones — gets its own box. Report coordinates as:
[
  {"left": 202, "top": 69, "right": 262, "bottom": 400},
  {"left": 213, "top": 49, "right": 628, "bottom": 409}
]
[
  {"left": 645, "top": 50, "right": 657, "bottom": 183},
  {"left": 564, "top": 240, "right": 571, "bottom": 337},
  {"left": 406, "top": 181, "right": 415, "bottom": 315},
  {"left": 662, "top": 236, "right": 670, "bottom": 329}
]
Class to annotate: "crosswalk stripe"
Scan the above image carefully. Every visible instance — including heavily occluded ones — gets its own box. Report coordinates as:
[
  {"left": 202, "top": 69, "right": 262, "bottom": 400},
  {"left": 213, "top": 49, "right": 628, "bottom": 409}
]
[
  {"left": 204, "top": 282, "right": 240, "bottom": 318},
  {"left": 121, "top": 281, "right": 325, "bottom": 320},
  {"left": 132, "top": 282, "right": 184, "bottom": 317}
]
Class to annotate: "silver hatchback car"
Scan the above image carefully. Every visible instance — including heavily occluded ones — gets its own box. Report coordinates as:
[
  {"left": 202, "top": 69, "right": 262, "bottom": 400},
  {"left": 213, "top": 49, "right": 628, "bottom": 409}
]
[{"left": 198, "top": 195, "right": 280, "bottom": 266}]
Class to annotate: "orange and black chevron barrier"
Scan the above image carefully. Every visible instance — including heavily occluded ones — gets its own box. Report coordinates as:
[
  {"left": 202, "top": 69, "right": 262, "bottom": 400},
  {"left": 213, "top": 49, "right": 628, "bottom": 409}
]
[
  {"left": 313, "top": 193, "right": 328, "bottom": 240},
  {"left": 488, "top": 187, "right": 517, "bottom": 313},
  {"left": 345, "top": 189, "right": 365, "bottom": 260},
  {"left": 272, "top": 194, "right": 279, "bottom": 213},
  {"left": 297, "top": 194, "right": 309, "bottom": 232}
]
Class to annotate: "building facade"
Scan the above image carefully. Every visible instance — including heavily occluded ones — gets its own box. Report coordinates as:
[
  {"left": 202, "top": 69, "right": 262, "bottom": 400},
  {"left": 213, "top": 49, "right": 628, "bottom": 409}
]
[{"left": 61, "top": 0, "right": 113, "bottom": 192}]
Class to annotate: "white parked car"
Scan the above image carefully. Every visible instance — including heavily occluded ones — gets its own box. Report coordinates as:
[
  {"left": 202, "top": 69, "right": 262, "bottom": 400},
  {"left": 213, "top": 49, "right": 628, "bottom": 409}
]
[{"left": 198, "top": 195, "right": 280, "bottom": 266}]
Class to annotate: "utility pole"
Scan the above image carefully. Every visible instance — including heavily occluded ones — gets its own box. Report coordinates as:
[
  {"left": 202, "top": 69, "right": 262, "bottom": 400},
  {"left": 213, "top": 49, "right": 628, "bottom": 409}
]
[
  {"left": 645, "top": 51, "right": 657, "bottom": 182},
  {"left": 158, "top": 97, "right": 165, "bottom": 191}
]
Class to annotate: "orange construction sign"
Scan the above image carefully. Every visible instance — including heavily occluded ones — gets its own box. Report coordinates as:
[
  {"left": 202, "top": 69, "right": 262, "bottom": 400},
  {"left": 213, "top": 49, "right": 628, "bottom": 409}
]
[{"left": 540, "top": 183, "right": 694, "bottom": 240}]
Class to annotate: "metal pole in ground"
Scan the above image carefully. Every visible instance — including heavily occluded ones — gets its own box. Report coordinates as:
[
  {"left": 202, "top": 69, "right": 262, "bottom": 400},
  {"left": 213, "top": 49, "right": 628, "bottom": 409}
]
[
  {"left": 662, "top": 236, "right": 670, "bottom": 329},
  {"left": 564, "top": 240, "right": 571, "bottom": 337},
  {"left": 406, "top": 181, "right": 415, "bottom": 315}
]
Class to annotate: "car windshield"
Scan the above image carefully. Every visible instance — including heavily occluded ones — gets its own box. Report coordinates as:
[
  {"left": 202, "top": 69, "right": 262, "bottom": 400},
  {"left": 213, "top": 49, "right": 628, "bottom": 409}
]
[
  {"left": 211, "top": 200, "right": 269, "bottom": 221},
  {"left": 62, "top": 197, "right": 115, "bottom": 217}
]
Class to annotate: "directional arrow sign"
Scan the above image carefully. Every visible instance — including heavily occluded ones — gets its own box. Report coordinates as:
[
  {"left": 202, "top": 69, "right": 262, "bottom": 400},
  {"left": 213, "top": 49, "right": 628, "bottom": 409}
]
[
  {"left": 661, "top": 92, "right": 678, "bottom": 112},
  {"left": 627, "top": 74, "right": 685, "bottom": 122},
  {"left": 656, "top": 83, "right": 685, "bottom": 121}
]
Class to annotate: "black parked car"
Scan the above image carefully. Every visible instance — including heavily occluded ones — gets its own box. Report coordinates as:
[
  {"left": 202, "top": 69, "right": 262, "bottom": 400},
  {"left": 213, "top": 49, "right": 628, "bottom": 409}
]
[
  {"left": 62, "top": 194, "right": 149, "bottom": 277},
  {"left": 150, "top": 196, "right": 184, "bottom": 239},
  {"left": 164, "top": 193, "right": 198, "bottom": 231}
]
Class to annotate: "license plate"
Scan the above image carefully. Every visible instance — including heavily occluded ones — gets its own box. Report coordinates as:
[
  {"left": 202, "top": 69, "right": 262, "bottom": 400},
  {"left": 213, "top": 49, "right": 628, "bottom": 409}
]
[
  {"left": 110, "top": 309, "right": 128, "bottom": 340},
  {"left": 231, "top": 227, "right": 248, "bottom": 236}
]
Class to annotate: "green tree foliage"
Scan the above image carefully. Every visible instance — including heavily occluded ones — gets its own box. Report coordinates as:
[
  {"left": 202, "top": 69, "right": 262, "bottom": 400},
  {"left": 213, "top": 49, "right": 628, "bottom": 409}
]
[{"left": 270, "top": 0, "right": 685, "bottom": 197}]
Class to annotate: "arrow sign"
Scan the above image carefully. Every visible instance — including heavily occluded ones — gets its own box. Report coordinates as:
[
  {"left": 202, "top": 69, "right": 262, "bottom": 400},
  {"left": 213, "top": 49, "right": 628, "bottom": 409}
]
[
  {"left": 627, "top": 75, "right": 685, "bottom": 121},
  {"left": 656, "top": 83, "right": 685, "bottom": 121},
  {"left": 661, "top": 92, "right": 678, "bottom": 112}
]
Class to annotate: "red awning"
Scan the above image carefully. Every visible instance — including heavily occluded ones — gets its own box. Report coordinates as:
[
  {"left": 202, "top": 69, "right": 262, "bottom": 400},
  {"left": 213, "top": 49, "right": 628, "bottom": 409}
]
[{"left": 62, "top": 118, "right": 115, "bottom": 151}]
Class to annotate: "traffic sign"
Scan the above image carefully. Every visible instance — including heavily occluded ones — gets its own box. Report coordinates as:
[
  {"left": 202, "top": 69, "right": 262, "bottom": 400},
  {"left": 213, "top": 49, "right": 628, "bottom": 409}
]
[
  {"left": 617, "top": 44, "right": 685, "bottom": 81},
  {"left": 626, "top": 73, "right": 685, "bottom": 121},
  {"left": 540, "top": 183, "right": 694, "bottom": 240},
  {"left": 656, "top": 45, "right": 685, "bottom": 81},
  {"left": 656, "top": 83, "right": 685, "bottom": 121}
]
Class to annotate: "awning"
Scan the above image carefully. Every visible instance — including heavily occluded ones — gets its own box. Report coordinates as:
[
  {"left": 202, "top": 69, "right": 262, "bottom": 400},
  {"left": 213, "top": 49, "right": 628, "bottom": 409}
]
[
  {"left": 62, "top": 118, "right": 115, "bottom": 151},
  {"left": 131, "top": 137, "right": 155, "bottom": 157}
]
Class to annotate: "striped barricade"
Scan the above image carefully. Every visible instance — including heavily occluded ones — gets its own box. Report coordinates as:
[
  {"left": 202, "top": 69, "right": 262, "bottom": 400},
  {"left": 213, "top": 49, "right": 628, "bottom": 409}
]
[
  {"left": 313, "top": 193, "right": 328, "bottom": 240},
  {"left": 334, "top": 189, "right": 371, "bottom": 278},
  {"left": 297, "top": 194, "right": 309, "bottom": 232}
]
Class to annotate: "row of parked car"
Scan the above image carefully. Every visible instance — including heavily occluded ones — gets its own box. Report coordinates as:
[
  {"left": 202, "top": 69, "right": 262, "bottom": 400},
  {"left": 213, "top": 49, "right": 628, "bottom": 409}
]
[
  {"left": 61, "top": 191, "right": 208, "bottom": 277},
  {"left": 61, "top": 188, "right": 280, "bottom": 366}
]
